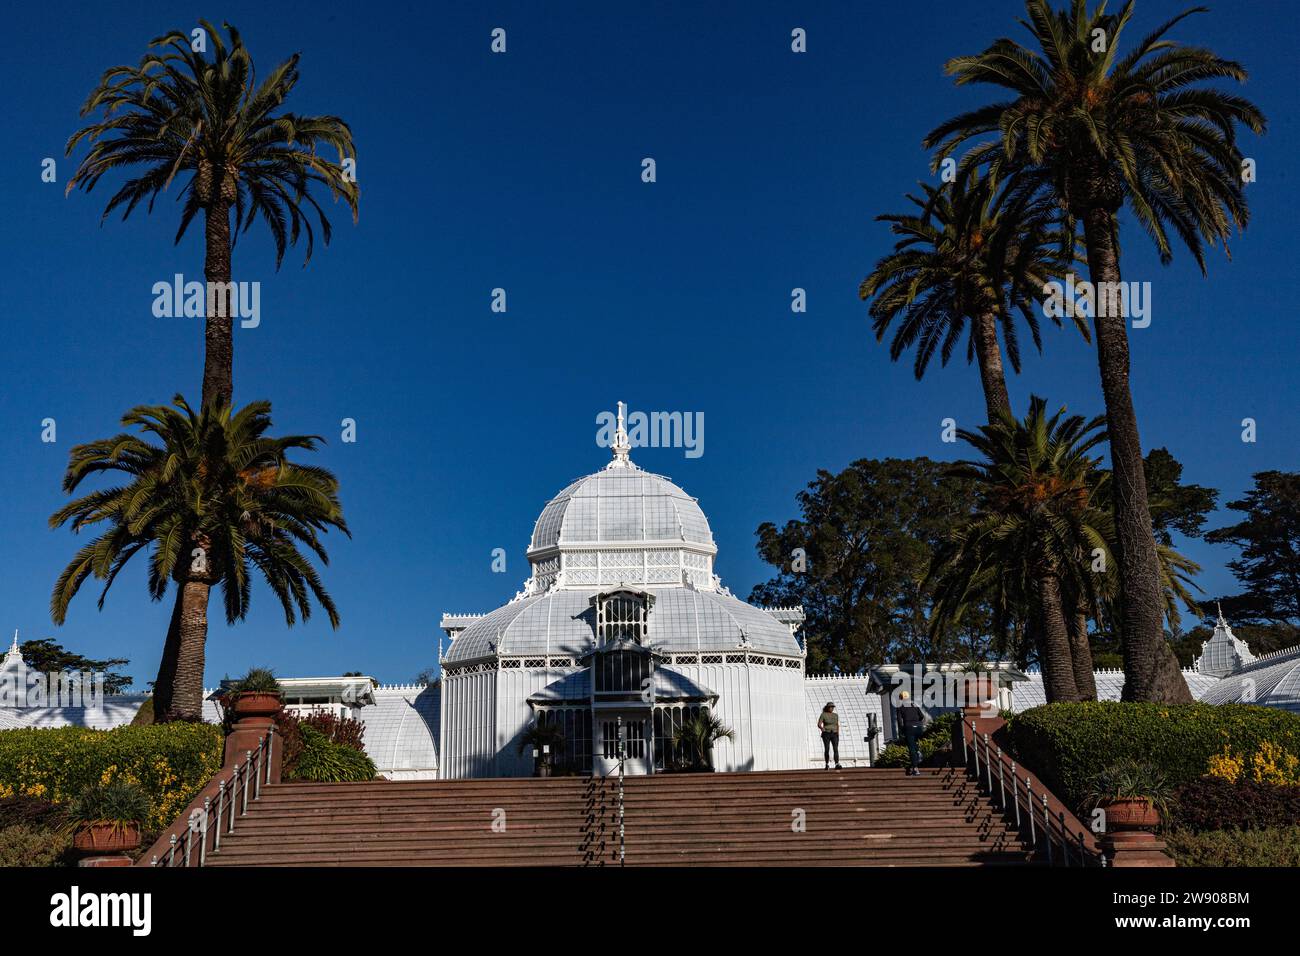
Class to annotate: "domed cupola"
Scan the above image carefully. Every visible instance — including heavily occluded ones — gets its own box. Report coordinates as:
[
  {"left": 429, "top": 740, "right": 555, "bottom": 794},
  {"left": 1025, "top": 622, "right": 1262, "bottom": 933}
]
[{"left": 524, "top": 402, "right": 717, "bottom": 593}]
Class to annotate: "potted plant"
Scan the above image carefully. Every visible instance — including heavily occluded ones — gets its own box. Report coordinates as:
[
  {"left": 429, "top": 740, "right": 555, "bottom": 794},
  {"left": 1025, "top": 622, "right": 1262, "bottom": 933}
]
[
  {"left": 1085, "top": 759, "right": 1172, "bottom": 832},
  {"left": 671, "top": 712, "right": 735, "bottom": 773},
  {"left": 225, "top": 667, "right": 283, "bottom": 718},
  {"left": 518, "top": 721, "right": 566, "bottom": 777},
  {"left": 66, "top": 779, "right": 149, "bottom": 856}
]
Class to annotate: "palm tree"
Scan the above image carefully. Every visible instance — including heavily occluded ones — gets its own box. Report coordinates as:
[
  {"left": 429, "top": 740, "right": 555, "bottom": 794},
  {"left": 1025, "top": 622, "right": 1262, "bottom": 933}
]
[
  {"left": 49, "top": 396, "right": 348, "bottom": 721},
  {"left": 929, "top": 397, "right": 1112, "bottom": 701},
  {"left": 518, "top": 720, "right": 567, "bottom": 776},
  {"left": 65, "top": 21, "right": 359, "bottom": 409},
  {"left": 923, "top": 0, "right": 1264, "bottom": 702},
  {"left": 861, "top": 170, "right": 1083, "bottom": 425},
  {"left": 672, "top": 712, "right": 735, "bottom": 771}
]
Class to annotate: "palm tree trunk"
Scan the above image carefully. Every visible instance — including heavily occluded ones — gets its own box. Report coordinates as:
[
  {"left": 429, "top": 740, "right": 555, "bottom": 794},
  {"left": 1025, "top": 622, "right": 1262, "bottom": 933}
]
[
  {"left": 972, "top": 310, "right": 1012, "bottom": 424},
  {"left": 154, "top": 580, "right": 210, "bottom": 722},
  {"left": 201, "top": 200, "right": 234, "bottom": 410},
  {"left": 1036, "top": 572, "right": 1080, "bottom": 702},
  {"left": 151, "top": 587, "right": 186, "bottom": 720},
  {"left": 1080, "top": 208, "right": 1192, "bottom": 704},
  {"left": 1066, "top": 595, "right": 1097, "bottom": 700}
]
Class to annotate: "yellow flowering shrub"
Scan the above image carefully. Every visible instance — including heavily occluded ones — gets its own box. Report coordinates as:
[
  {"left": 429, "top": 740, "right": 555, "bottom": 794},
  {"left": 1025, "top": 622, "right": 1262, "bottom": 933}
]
[
  {"left": 0, "top": 723, "right": 223, "bottom": 830},
  {"left": 1206, "top": 740, "right": 1300, "bottom": 787}
]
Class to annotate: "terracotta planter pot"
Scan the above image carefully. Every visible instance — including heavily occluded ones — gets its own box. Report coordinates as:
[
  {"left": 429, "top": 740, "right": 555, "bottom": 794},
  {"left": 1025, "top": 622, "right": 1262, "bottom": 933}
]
[
  {"left": 231, "top": 691, "right": 281, "bottom": 718},
  {"left": 958, "top": 675, "right": 1001, "bottom": 708},
  {"left": 1101, "top": 797, "right": 1161, "bottom": 832},
  {"left": 73, "top": 822, "right": 142, "bottom": 854}
]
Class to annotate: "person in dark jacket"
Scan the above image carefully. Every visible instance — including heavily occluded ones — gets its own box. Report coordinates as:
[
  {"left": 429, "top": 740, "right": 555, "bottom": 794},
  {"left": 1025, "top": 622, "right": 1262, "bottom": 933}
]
[
  {"left": 895, "top": 691, "right": 928, "bottom": 776},
  {"left": 817, "top": 702, "right": 841, "bottom": 769}
]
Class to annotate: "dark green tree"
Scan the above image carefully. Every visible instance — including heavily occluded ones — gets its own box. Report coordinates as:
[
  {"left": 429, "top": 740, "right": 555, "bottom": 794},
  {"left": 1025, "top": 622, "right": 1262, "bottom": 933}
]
[
  {"left": 749, "top": 458, "right": 980, "bottom": 673},
  {"left": 1205, "top": 471, "right": 1300, "bottom": 626},
  {"left": 17, "top": 638, "right": 133, "bottom": 695}
]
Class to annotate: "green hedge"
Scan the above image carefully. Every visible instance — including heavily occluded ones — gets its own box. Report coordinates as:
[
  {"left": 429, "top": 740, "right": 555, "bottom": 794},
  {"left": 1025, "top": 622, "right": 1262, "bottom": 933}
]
[
  {"left": 0, "top": 723, "right": 223, "bottom": 829},
  {"left": 1007, "top": 702, "right": 1300, "bottom": 808},
  {"left": 1165, "top": 826, "right": 1300, "bottom": 867}
]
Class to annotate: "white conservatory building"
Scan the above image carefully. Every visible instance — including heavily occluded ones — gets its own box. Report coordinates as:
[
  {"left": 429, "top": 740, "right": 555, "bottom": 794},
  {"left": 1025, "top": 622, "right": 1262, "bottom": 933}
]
[{"left": 436, "top": 406, "right": 809, "bottom": 778}]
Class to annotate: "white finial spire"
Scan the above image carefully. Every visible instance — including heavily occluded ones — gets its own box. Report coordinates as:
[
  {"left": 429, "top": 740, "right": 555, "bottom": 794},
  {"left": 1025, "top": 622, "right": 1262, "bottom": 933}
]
[
  {"left": 1217, "top": 601, "right": 1227, "bottom": 626},
  {"left": 610, "top": 400, "right": 632, "bottom": 467},
  {"left": 8, "top": 630, "right": 16, "bottom": 654}
]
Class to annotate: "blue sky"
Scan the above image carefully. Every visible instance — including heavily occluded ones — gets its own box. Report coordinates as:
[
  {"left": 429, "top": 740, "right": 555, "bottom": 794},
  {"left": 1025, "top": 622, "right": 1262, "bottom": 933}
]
[{"left": 0, "top": 0, "right": 1295, "bottom": 689}]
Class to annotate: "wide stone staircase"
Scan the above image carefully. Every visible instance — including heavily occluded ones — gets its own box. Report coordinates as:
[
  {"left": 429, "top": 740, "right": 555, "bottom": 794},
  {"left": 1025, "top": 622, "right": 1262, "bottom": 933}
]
[{"left": 205, "top": 766, "right": 1036, "bottom": 867}]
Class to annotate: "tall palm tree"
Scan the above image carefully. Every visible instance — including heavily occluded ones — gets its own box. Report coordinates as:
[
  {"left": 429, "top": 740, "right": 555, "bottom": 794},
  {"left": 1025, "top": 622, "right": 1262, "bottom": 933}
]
[
  {"left": 924, "top": 0, "right": 1265, "bottom": 703},
  {"left": 49, "top": 397, "right": 348, "bottom": 721},
  {"left": 66, "top": 21, "right": 359, "bottom": 409},
  {"left": 928, "top": 397, "right": 1111, "bottom": 702},
  {"left": 862, "top": 170, "right": 1083, "bottom": 425}
]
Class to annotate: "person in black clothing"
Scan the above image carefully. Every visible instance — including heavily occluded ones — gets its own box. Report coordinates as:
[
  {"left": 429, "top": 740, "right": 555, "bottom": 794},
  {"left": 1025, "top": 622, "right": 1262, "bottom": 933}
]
[
  {"left": 817, "top": 702, "right": 841, "bottom": 769},
  {"left": 895, "top": 691, "right": 928, "bottom": 776}
]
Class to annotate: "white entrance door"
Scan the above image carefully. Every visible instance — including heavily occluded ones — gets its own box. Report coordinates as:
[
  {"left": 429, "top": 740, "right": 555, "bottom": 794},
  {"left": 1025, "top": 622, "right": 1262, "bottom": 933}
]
[{"left": 597, "top": 715, "right": 653, "bottom": 775}]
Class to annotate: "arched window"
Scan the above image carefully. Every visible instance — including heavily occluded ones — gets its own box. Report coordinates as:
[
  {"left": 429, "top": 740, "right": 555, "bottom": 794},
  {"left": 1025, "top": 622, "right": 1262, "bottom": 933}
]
[{"left": 596, "top": 591, "right": 648, "bottom": 646}]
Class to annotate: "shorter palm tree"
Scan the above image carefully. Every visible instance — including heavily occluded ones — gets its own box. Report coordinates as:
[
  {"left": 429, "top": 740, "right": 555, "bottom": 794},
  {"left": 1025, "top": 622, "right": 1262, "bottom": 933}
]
[
  {"left": 49, "top": 396, "right": 348, "bottom": 721},
  {"left": 861, "top": 170, "right": 1083, "bottom": 424},
  {"left": 928, "top": 397, "right": 1111, "bottom": 702},
  {"left": 518, "top": 720, "right": 566, "bottom": 776},
  {"left": 672, "top": 711, "right": 734, "bottom": 771}
]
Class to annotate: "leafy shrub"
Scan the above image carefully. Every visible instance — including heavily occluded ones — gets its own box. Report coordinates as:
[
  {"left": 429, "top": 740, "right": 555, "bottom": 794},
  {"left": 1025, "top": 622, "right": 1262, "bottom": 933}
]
[
  {"left": 299, "top": 712, "right": 366, "bottom": 753},
  {"left": 1169, "top": 776, "right": 1300, "bottom": 832},
  {"left": 0, "top": 796, "right": 65, "bottom": 830},
  {"left": 0, "top": 723, "right": 223, "bottom": 829},
  {"left": 1165, "top": 826, "right": 1300, "bottom": 867},
  {"left": 0, "top": 824, "right": 71, "bottom": 867},
  {"left": 1005, "top": 702, "right": 1300, "bottom": 808},
  {"left": 287, "top": 725, "right": 375, "bottom": 783}
]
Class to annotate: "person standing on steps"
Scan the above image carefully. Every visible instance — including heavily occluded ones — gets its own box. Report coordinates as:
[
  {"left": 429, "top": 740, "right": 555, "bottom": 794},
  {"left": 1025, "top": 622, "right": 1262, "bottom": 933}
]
[
  {"left": 818, "top": 702, "right": 841, "bottom": 769},
  {"left": 896, "top": 691, "right": 929, "bottom": 776}
]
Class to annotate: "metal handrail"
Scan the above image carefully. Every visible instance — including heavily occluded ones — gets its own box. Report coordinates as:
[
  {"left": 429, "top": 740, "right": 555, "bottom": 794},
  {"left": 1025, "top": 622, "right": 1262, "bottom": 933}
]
[
  {"left": 960, "top": 719, "right": 1103, "bottom": 867},
  {"left": 151, "top": 725, "right": 275, "bottom": 868}
]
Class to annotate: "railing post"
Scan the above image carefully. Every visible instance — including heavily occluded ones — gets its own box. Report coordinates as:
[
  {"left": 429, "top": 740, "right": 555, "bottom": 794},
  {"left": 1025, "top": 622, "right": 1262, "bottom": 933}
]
[
  {"left": 996, "top": 749, "right": 1005, "bottom": 809},
  {"left": 1026, "top": 777, "right": 1036, "bottom": 846},
  {"left": 230, "top": 763, "right": 241, "bottom": 833},
  {"left": 1010, "top": 763, "right": 1020, "bottom": 828},
  {"left": 970, "top": 722, "right": 980, "bottom": 783},
  {"left": 197, "top": 800, "right": 210, "bottom": 867},
  {"left": 265, "top": 725, "right": 276, "bottom": 785},
  {"left": 242, "top": 752, "right": 252, "bottom": 815},
  {"left": 254, "top": 738, "right": 264, "bottom": 801},
  {"left": 1043, "top": 792, "right": 1053, "bottom": 866},
  {"left": 983, "top": 734, "right": 992, "bottom": 792},
  {"left": 167, "top": 834, "right": 177, "bottom": 868},
  {"left": 215, "top": 780, "right": 226, "bottom": 851}
]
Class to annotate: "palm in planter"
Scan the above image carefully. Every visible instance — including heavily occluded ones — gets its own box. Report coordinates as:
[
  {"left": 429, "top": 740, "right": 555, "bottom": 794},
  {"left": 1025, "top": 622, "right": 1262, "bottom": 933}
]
[
  {"left": 672, "top": 712, "right": 735, "bottom": 772},
  {"left": 49, "top": 396, "right": 348, "bottom": 722},
  {"left": 67, "top": 779, "right": 151, "bottom": 854},
  {"left": 1085, "top": 759, "right": 1172, "bottom": 831},
  {"left": 518, "top": 721, "right": 566, "bottom": 777},
  {"left": 223, "top": 667, "right": 283, "bottom": 718}
]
